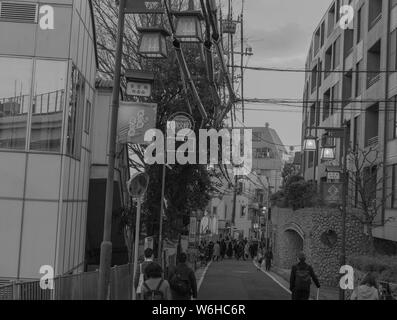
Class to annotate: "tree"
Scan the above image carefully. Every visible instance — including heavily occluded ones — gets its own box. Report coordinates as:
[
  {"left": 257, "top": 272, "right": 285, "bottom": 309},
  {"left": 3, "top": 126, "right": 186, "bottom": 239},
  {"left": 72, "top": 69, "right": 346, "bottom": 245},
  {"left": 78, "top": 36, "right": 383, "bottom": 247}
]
[
  {"left": 282, "top": 162, "right": 300, "bottom": 186},
  {"left": 284, "top": 175, "right": 316, "bottom": 210},
  {"left": 92, "top": 1, "right": 227, "bottom": 250},
  {"left": 347, "top": 145, "right": 394, "bottom": 255}
]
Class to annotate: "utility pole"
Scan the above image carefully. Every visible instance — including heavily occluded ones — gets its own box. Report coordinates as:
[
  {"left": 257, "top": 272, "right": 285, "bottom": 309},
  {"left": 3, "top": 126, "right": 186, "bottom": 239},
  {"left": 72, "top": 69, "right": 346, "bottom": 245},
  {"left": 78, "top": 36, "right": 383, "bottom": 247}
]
[
  {"left": 98, "top": 0, "right": 126, "bottom": 300},
  {"left": 240, "top": 1, "right": 245, "bottom": 123},
  {"left": 228, "top": 0, "right": 235, "bottom": 125},
  {"left": 339, "top": 124, "right": 349, "bottom": 301},
  {"left": 158, "top": 163, "right": 166, "bottom": 266}
]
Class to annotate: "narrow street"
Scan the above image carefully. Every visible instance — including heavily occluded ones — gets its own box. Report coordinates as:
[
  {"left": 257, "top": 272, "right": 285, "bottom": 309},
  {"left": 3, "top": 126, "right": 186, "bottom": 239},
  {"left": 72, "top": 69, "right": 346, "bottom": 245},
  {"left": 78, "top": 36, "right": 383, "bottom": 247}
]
[{"left": 198, "top": 259, "right": 291, "bottom": 300}]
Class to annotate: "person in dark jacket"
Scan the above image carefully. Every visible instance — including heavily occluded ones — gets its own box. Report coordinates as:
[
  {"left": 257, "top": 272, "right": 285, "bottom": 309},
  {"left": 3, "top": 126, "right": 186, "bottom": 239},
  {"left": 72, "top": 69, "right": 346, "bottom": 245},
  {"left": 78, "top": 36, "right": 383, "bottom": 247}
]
[
  {"left": 168, "top": 253, "right": 198, "bottom": 300},
  {"left": 134, "top": 248, "right": 154, "bottom": 296},
  {"left": 265, "top": 249, "right": 273, "bottom": 271},
  {"left": 290, "top": 252, "right": 320, "bottom": 300}
]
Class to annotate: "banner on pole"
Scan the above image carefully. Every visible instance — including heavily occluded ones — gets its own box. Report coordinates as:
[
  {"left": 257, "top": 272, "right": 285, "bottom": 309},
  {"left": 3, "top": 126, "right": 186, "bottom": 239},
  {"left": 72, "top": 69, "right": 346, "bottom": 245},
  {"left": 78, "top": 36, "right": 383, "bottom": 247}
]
[{"left": 117, "top": 102, "right": 157, "bottom": 145}]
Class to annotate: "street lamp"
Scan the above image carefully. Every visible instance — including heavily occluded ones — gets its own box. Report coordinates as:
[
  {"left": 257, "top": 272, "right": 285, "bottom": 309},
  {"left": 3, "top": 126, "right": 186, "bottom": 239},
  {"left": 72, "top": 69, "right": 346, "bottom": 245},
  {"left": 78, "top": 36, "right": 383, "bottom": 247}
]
[
  {"left": 173, "top": 10, "right": 204, "bottom": 43},
  {"left": 304, "top": 124, "right": 349, "bottom": 300},
  {"left": 321, "top": 146, "right": 336, "bottom": 160},
  {"left": 137, "top": 27, "right": 171, "bottom": 59},
  {"left": 303, "top": 136, "right": 317, "bottom": 151}
]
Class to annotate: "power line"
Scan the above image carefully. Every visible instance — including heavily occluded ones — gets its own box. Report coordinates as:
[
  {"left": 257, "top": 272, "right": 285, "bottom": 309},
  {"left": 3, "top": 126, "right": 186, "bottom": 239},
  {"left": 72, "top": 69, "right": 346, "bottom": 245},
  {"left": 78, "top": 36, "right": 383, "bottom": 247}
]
[
  {"left": 234, "top": 117, "right": 301, "bottom": 148},
  {"left": 243, "top": 98, "right": 395, "bottom": 104},
  {"left": 228, "top": 65, "right": 392, "bottom": 74}
]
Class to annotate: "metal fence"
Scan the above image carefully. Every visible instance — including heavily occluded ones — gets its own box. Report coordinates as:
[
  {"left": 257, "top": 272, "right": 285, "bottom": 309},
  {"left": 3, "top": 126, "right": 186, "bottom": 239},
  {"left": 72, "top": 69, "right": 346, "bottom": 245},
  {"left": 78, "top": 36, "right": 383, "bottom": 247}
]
[{"left": 0, "top": 254, "right": 179, "bottom": 300}]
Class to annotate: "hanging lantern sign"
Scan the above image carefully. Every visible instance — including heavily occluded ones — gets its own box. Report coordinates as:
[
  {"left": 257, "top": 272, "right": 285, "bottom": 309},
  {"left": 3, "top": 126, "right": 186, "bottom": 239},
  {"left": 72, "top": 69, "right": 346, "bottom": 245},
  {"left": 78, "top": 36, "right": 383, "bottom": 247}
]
[{"left": 124, "top": 0, "right": 164, "bottom": 14}]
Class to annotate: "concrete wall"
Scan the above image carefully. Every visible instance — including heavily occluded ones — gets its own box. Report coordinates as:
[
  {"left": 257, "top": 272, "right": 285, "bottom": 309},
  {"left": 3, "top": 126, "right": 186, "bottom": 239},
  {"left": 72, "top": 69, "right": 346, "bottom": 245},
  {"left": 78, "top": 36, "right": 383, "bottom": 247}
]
[{"left": 272, "top": 206, "right": 367, "bottom": 286}]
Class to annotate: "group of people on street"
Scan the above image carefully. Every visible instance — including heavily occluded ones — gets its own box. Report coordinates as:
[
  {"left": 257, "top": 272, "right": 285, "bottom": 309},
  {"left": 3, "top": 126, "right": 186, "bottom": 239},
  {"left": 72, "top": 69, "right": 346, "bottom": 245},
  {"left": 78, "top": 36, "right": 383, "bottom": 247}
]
[
  {"left": 134, "top": 248, "right": 197, "bottom": 300},
  {"left": 134, "top": 246, "right": 383, "bottom": 301},
  {"left": 198, "top": 237, "right": 265, "bottom": 263}
]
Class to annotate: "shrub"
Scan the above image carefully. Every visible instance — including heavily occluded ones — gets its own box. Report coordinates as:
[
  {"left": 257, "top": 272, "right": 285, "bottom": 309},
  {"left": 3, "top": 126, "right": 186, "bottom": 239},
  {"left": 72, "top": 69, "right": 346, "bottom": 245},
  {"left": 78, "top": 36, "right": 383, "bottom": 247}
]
[
  {"left": 285, "top": 178, "right": 316, "bottom": 210},
  {"left": 348, "top": 255, "right": 397, "bottom": 283},
  {"left": 270, "top": 190, "right": 287, "bottom": 207}
]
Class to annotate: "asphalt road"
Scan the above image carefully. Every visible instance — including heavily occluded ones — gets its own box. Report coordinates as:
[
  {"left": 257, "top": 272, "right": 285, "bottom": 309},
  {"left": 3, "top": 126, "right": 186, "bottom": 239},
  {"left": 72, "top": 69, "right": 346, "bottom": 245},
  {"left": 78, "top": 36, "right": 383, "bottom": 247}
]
[{"left": 198, "top": 259, "right": 291, "bottom": 300}]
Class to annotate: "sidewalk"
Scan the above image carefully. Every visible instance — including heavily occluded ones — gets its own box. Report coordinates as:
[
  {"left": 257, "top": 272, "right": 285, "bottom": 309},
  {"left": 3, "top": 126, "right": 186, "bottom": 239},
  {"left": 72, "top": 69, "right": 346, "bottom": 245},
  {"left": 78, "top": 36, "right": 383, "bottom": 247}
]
[
  {"left": 254, "top": 261, "right": 339, "bottom": 300},
  {"left": 270, "top": 266, "right": 339, "bottom": 300}
]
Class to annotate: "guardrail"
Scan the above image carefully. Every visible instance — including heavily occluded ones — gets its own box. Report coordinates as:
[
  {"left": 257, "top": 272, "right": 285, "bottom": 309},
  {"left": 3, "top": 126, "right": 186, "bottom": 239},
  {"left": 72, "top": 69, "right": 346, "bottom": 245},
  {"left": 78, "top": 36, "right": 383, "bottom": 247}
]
[{"left": 0, "top": 254, "right": 179, "bottom": 300}]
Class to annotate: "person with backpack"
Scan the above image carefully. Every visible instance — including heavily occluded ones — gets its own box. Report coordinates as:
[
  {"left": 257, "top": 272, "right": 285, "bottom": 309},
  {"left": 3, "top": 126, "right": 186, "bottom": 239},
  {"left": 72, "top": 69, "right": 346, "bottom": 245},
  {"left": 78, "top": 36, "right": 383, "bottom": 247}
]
[
  {"left": 134, "top": 248, "right": 154, "bottom": 298},
  {"left": 350, "top": 273, "right": 379, "bottom": 300},
  {"left": 168, "top": 252, "right": 197, "bottom": 300},
  {"left": 289, "top": 252, "right": 320, "bottom": 300},
  {"left": 141, "top": 262, "right": 172, "bottom": 300}
]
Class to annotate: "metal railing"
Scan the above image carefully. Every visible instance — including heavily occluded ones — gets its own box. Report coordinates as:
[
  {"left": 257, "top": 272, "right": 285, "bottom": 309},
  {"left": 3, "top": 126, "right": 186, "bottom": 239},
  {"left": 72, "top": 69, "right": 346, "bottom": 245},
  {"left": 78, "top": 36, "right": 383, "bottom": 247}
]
[
  {"left": 0, "top": 254, "right": 179, "bottom": 300},
  {"left": 367, "top": 73, "right": 380, "bottom": 89},
  {"left": 369, "top": 13, "right": 382, "bottom": 31},
  {"left": 367, "top": 136, "right": 379, "bottom": 147}
]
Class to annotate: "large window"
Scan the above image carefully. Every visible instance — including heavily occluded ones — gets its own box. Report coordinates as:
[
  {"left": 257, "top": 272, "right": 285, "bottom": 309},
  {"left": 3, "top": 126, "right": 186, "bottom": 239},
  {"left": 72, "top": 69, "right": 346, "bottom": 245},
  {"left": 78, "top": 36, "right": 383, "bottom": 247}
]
[
  {"left": 357, "top": 6, "right": 364, "bottom": 44},
  {"left": 255, "top": 148, "right": 273, "bottom": 159},
  {"left": 389, "top": 29, "right": 397, "bottom": 71},
  {"left": 30, "top": 60, "right": 67, "bottom": 152},
  {"left": 386, "top": 165, "right": 397, "bottom": 209},
  {"left": 0, "top": 57, "right": 32, "bottom": 150},
  {"left": 355, "top": 61, "right": 363, "bottom": 97},
  {"left": 387, "top": 96, "right": 397, "bottom": 141},
  {"left": 330, "top": 82, "right": 339, "bottom": 115},
  {"left": 67, "top": 65, "right": 85, "bottom": 159},
  {"left": 333, "top": 36, "right": 341, "bottom": 69}
]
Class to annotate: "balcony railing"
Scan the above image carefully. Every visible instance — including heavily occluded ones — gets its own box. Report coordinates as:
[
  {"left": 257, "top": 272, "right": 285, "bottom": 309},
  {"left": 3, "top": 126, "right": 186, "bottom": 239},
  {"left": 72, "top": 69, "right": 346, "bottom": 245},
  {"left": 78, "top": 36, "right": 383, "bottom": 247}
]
[
  {"left": 367, "top": 136, "right": 379, "bottom": 147},
  {"left": 367, "top": 73, "right": 380, "bottom": 89},
  {"left": 369, "top": 13, "right": 382, "bottom": 30}
]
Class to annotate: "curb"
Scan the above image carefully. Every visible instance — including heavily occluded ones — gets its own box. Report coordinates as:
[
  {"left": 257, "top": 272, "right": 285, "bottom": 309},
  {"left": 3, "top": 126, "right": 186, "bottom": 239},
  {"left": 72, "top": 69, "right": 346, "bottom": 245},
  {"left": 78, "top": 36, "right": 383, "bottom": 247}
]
[
  {"left": 197, "top": 261, "right": 212, "bottom": 293},
  {"left": 253, "top": 261, "right": 292, "bottom": 295}
]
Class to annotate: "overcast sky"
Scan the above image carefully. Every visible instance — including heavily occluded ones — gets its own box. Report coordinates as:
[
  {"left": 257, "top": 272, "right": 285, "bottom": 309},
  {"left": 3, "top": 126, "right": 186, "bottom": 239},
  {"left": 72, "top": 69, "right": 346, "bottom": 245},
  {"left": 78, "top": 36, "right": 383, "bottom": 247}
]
[{"left": 229, "top": 0, "right": 332, "bottom": 149}]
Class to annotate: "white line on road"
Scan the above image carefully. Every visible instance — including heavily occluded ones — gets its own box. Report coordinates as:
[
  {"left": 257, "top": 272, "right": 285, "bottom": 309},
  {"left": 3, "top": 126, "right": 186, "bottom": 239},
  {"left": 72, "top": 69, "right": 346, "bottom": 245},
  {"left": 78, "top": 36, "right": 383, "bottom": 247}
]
[
  {"left": 253, "top": 261, "right": 292, "bottom": 295},
  {"left": 197, "top": 261, "right": 212, "bottom": 293}
]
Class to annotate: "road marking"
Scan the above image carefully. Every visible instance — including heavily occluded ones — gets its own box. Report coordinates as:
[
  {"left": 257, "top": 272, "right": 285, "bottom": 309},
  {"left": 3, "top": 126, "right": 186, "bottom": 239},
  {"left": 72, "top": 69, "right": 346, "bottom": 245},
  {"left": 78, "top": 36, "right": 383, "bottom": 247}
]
[
  {"left": 253, "top": 261, "right": 292, "bottom": 294},
  {"left": 197, "top": 261, "right": 212, "bottom": 293}
]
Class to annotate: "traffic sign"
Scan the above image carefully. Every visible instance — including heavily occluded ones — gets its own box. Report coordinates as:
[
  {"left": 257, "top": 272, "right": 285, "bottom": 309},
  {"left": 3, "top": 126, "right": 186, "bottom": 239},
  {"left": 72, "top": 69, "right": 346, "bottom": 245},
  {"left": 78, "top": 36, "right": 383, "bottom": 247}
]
[
  {"left": 167, "top": 112, "right": 195, "bottom": 132},
  {"left": 127, "top": 173, "right": 149, "bottom": 199}
]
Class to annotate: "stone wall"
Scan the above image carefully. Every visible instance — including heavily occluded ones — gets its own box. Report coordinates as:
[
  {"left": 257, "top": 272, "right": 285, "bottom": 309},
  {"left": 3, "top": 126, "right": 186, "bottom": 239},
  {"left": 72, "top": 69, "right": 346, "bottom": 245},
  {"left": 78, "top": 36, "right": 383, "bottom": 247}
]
[{"left": 272, "top": 207, "right": 368, "bottom": 286}]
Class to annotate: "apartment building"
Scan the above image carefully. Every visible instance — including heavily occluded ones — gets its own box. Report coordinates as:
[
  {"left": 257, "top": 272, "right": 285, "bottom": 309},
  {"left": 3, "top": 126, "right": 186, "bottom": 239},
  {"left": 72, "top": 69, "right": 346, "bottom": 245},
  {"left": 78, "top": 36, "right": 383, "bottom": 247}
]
[
  {"left": 0, "top": 0, "right": 98, "bottom": 281},
  {"left": 302, "top": 0, "right": 397, "bottom": 246},
  {"left": 250, "top": 123, "right": 288, "bottom": 194}
]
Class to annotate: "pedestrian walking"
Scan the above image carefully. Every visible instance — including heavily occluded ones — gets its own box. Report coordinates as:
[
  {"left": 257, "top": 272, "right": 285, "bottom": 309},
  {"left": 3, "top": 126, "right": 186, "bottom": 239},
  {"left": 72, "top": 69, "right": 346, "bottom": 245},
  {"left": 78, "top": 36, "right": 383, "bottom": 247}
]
[
  {"left": 213, "top": 241, "right": 220, "bottom": 262},
  {"left": 141, "top": 262, "right": 172, "bottom": 300},
  {"left": 289, "top": 252, "right": 320, "bottom": 300},
  {"left": 265, "top": 249, "right": 273, "bottom": 271},
  {"left": 226, "top": 242, "right": 233, "bottom": 258},
  {"left": 168, "top": 253, "right": 198, "bottom": 300},
  {"left": 134, "top": 248, "right": 154, "bottom": 299},
  {"left": 350, "top": 273, "right": 379, "bottom": 300},
  {"left": 220, "top": 239, "right": 226, "bottom": 260},
  {"left": 244, "top": 242, "right": 250, "bottom": 261},
  {"left": 208, "top": 241, "right": 214, "bottom": 261}
]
